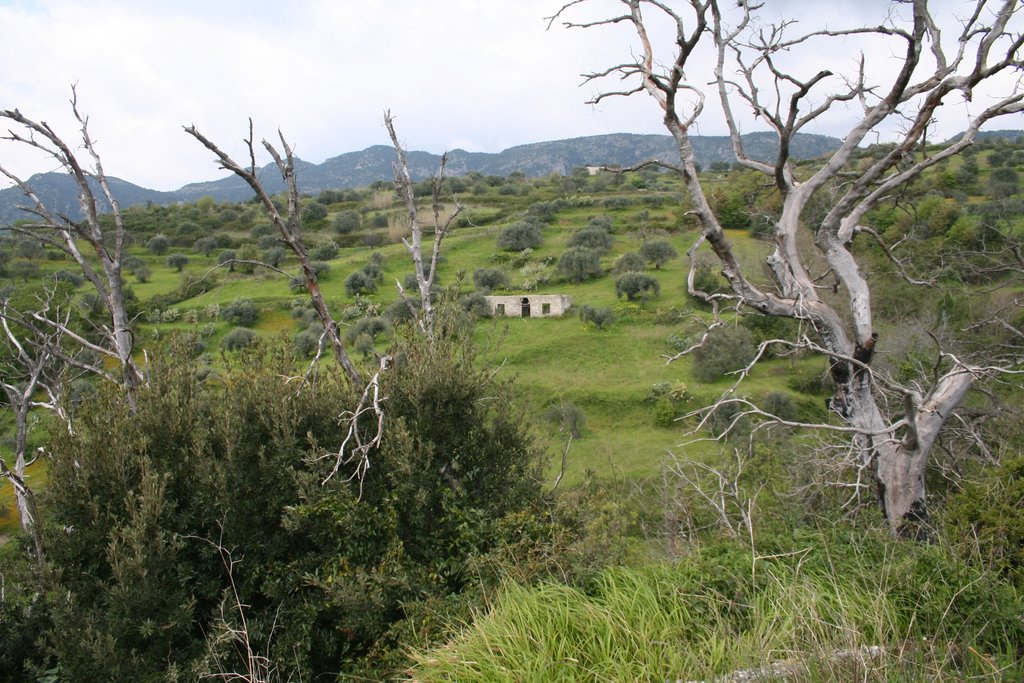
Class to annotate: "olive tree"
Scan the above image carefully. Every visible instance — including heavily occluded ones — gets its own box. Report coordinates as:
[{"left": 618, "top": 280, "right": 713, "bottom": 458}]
[{"left": 551, "top": 0, "right": 1024, "bottom": 535}]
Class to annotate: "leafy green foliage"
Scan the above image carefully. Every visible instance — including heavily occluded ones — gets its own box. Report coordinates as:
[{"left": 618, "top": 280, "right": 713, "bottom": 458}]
[
  {"left": 557, "top": 247, "right": 603, "bottom": 283},
  {"left": 691, "top": 325, "right": 757, "bottom": 383},
  {"left": 146, "top": 234, "right": 169, "bottom": 255},
  {"left": 472, "top": 267, "right": 509, "bottom": 292},
  {"left": 28, "top": 325, "right": 546, "bottom": 680},
  {"left": 497, "top": 221, "right": 543, "bottom": 251},
  {"left": 578, "top": 304, "right": 615, "bottom": 330},
  {"left": 219, "top": 298, "right": 258, "bottom": 326},
  {"left": 345, "top": 270, "right": 378, "bottom": 296},
  {"left": 220, "top": 326, "right": 257, "bottom": 351},
  {"left": 615, "top": 272, "right": 660, "bottom": 301},
  {"left": 639, "top": 239, "right": 678, "bottom": 269},
  {"left": 567, "top": 226, "right": 614, "bottom": 255},
  {"left": 165, "top": 253, "right": 189, "bottom": 272},
  {"left": 944, "top": 457, "right": 1024, "bottom": 585},
  {"left": 542, "top": 401, "right": 587, "bottom": 438},
  {"left": 613, "top": 251, "right": 645, "bottom": 274},
  {"left": 332, "top": 209, "right": 361, "bottom": 234}
]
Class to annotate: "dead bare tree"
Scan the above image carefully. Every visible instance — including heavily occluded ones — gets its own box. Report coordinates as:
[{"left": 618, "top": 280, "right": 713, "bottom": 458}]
[
  {"left": 384, "top": 111, "right": 463, "bottom": 341},
  {"left": 1, "top": 87, "right": 144, "bottom": 396},
  {"left": 551, "top": 0, "right": 1024, "bottom": 535},
  {"left": 184, "top": 121, "right": 362, "bottom": 385},
  {"left": 0, "top": 286, "right": 82, "bottom": 569}
]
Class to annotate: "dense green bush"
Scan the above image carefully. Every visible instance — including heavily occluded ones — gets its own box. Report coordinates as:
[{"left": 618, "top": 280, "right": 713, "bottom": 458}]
[
  {"left": 542, "top": 401, "right": 587, "bottom": 438},
  {"left": 497, "top": 221, "right": 543, "bottom": 251},
  {"left": 300, "top": 202, "right": 328, "bottom": 224},
  {"left": 332, "top": 209, "right": 361, "bottom": 234},
  {"left": 567, "top": 226, "right": 614, "bottom": 254},
  {"left": 219, "top": 297, "right": 259, "bottom": 326},
  {"left": 21, "top": 324, "right": 547, "bottom": 681},
  {"left": 557, "top": 247, "right": 603, "bottom": 283},
  {"left": 639, "top": 239, "right": 678, "bottom": 269},
  {"left": 146, "top": 234, "right": 169, "bottom": 255},
  {"left": 691, "top": 325, "right": 757, "bottom": 383},
  {"left": 345, "top": 270, "right": 378, "bottom": 296},
  {"left": 613, "top": 251, "right": 645, "bottom": 274},
  {"left": 615, "top": 272, "right": 660, "bottom": 301},
  {"left": 944, "top": 457, "right": 1024, "bottom": 585},
  {"left": 311, "top": 242, "right": 338, "bottom": 261},
  {"left": 472, "top": 267, "right": 509, "bottom": 292},
  {"left": 578, "top": 304, "right": 615, "bottom": 330},
  {"left": 220, "top": 326, "right": 258, "bottom": 351},
  {"left": 166, "top": 253, "right": 189, "bottom": 272}
]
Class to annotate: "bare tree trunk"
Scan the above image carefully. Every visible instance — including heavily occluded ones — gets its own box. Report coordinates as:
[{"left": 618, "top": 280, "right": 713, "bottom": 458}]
[
  {"left": 184, "top": 121, "right": 362, "bottom": 385},
  {"left": 1, "top": 87, "right": 143, "bottom": 399},
  {"left": 551, "top": 0, "right": 1024, "bottom": 534},
  {"left": 384, "top": 112, "right": 462, "bottom": 342}
]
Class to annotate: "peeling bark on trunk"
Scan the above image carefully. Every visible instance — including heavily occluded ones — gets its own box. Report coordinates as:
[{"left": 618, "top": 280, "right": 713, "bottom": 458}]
[{"left": 551, "top": 0, "right": 1022, "bottom": 534}]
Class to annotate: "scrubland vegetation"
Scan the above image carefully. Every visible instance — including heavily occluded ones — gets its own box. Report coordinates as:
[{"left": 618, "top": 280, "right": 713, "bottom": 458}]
[
  {"left": 3, "top": 0, "right": 1024, "bottom": 678},
  {"left": 0, "top": 136, "right": 1023, "bottom": 680}
]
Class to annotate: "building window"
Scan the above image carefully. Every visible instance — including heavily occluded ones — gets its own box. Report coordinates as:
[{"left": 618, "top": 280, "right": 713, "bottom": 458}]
[
  {"left": 542, "top": 303, "right": 551, "bottom": 315},
  {"left": 496, "top": 303, "right": 505, "bottom": 316}
]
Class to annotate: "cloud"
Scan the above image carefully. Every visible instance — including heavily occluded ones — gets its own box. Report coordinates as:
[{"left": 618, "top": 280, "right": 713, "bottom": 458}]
[{"left": 1, "top": 0, "right": 1020, "bottom": 191}]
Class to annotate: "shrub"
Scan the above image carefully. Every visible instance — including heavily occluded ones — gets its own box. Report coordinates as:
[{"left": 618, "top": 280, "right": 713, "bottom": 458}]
[
  {"left": 175, "top": 221, "right": 201, "bottom": 237},
  {"left": 497, "top": 221, "right": 543, "bottom": 251},
  {"left": 146, "top": 234, "right": 169, "bottom": 255},
  {"left": 311, "top": 242, "right": 338, "bottom": 261},
  {"left": 472, "top": 267, "right": 509, "bottom": 292},
  {"left": 261, "top": 246, "right": 285, "bottom": 267},
  {"left": 944, "top": 457, "right": 1024, "bottom": 585},
  {"left": 345, "top": 270, "right": 377, "bottom": 296},
  {"left": 51, "top": 269, "right": 84, "bottom": 287},
  {"left": 193, "top": 236, "right": 218, "bottom": 256},
  {"left": 344, "top": 316, "right": 390, "bottom": 344},
  {"left": 615, "top": 272, "right": 660, "bottom": 301},
  {"left": 28, "top": 325, "right": 543, "bottom": 679},
  {"left": 166, "top": 253, "right": 189, "bottom": 272},
  {"left": 250, "top": 223, "right": 275, "bottom": 239},
  {"left": 542, "top": 401, "right": 587, "bottom": 438},
  {"left": 216, "top": 249, "right": 237, "bottom": 271},
  {"left": 639, "top": 239, "right": 678, "bottom": 269},
  {"left": 220, "top": 298, "right": 259, "bottom": 326},
  {"left": 300, "top": 202, "right": 328, "bottom": 224},
  {"left": 567, "top": 226, "right": 614, "bottom": 254},
  {"left": 578, "top": 304, "right": 615, "bottom": 330},
  {"left": 613, "top": 251, "right": 645, "bottom": 274},
  {"left": 527, "top": 199, "right": 568, "bottom": 223},
  {"left": 293, "top": 327, "right": 323, "bottom": 358},
  {"left": 557, "top": 247, "right": 603, "bottom": 283},
  {"left": 692, "top": 325, "right": 757, "bottom": 382},
  {"left": 220, "top": 326, "right": 258, "bottom": 351},
  {"left": 311, "top": 261, "right": 331, "bottom": 280},
  {"left": 460, "top": 291, "right": 493, "bottom": 318},
  {"left": 332, "top": 210, "right": 361, "bottom": 234}
]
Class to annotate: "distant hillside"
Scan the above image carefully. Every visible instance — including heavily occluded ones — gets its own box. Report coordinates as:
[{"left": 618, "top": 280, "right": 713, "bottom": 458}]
[
  {"left": 0, "top": 129, "right": 934, "bottom": 224},
  {"left": 172, "top": 132, "right": 842, "bottom": 203}
]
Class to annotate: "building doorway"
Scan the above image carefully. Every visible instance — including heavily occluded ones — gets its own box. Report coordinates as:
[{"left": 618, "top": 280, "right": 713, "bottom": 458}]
[{"left": 520, "top": 297, "right": 531, "bottom": 318}]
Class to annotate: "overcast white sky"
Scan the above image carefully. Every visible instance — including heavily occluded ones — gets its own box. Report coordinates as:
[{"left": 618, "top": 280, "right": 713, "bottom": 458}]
[{"left": 1, "top": 0, "right": 1020, "bottom": 191}]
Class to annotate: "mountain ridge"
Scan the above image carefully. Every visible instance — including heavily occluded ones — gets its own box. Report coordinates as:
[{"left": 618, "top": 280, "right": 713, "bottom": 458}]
[{"left": 0, "top": 129, "right": 928, "bottom": 223}]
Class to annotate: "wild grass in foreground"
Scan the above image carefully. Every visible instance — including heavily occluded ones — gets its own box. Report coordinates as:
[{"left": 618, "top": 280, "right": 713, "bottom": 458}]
[{"left": 408, "top": 534, "right": 1024, "bottom": 682}]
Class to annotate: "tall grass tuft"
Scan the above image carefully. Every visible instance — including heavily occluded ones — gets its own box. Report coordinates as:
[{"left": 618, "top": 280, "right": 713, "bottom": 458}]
[{"left": 408, "top": 537, "right": 1024, "bottom": 682}]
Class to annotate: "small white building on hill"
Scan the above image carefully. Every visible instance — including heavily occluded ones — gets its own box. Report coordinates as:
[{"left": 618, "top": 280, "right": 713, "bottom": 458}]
[{"left": 484, "top": 294, "right": 572, "bottom": 318}]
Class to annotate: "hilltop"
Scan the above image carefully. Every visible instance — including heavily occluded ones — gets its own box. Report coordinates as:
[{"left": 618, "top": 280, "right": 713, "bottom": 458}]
[{"left": 0, "top": 131, "right": 842, "bottom": 223}]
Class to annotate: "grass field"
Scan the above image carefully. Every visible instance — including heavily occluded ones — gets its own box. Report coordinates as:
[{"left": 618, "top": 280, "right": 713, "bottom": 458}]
[{"left": 0, "top": 177, "right": 823, "bottom": 530}]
